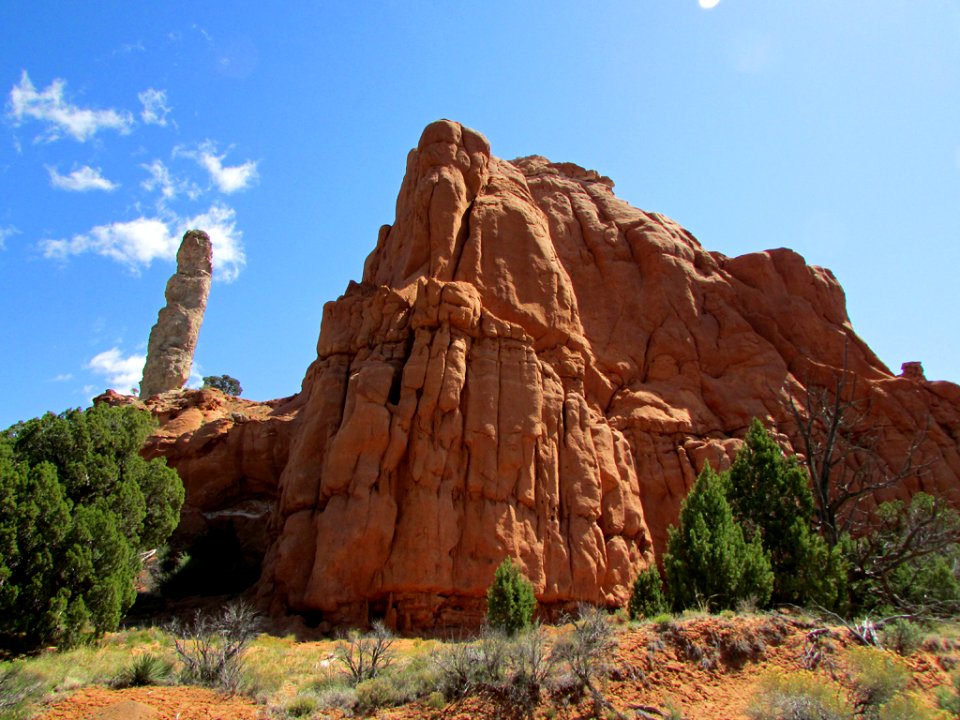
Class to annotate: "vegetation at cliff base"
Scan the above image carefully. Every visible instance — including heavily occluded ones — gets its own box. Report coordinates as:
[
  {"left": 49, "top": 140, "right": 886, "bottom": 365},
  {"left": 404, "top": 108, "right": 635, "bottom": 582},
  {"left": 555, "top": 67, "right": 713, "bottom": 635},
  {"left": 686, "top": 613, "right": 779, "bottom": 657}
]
[
  {"left": 0, "top": 404, "right": 184, "bottom": 652},
  {"left": 664, "top": 462, "right": 773, "bottom": 612},
  {"left": 486, "top": 557, "right": 537, "bottom": 635}
]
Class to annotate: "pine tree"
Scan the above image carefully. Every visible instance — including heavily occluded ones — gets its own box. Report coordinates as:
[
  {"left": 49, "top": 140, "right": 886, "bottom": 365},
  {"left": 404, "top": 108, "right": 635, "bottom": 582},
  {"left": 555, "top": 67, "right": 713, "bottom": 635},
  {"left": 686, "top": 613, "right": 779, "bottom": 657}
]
[
  {"left": 726, "top": 419, "right": 846, "bottom": 609},
  {"left": 663, "top": 463, "right": 773, "bottom": 612}
]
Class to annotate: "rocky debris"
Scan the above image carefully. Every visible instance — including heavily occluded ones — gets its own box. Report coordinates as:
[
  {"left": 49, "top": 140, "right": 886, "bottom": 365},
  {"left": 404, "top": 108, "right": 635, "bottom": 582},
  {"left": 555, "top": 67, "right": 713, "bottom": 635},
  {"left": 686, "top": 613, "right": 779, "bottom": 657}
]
[
  {"left": 137, "top": 120, "right": 960, "bottom": 631},
  {"left": 901, "top": 361, "right": 926, "bottom": 381},
  {"left": 139, "top": 230, "right": 212, "bottom": 400}
]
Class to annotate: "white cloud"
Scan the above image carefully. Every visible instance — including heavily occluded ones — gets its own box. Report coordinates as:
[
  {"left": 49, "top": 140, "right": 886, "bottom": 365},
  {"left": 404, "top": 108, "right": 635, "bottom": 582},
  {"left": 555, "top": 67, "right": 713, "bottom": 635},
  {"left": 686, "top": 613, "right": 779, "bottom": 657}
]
[
  {"left": 699, "top": 0, "right": 720, "bottom": 8},
  {"left": 40, "top": 203, "right": 245, "bottom": 281},
  {"left": 139, "top": 88, "right": 171, "bottom": 126},
  {"left": 51, "top": 373, "right": 73, "bottom": 382},
  {"left": 0, "top": 225, "right": 18, "bottom": 250},
  {"left": 41, "top": 216, "right": 178, "bottom": 270},
  {"left": 47, "top": 164, "right": 119, "bottom": 192},
  {"left": 179, "top": 203, "right": 246, "bottom": 282},
  {"left": 180, "top": 141, "right": 258, "bottom": 193},
  {"left": 87, "top": 348, "right": 145, "bottom": 392},
  {"left": 7, "top": 70, "right": 134, "bottom": 142},
  {"left": 140, "top": 159, "right": 199, "bottom": 201}
]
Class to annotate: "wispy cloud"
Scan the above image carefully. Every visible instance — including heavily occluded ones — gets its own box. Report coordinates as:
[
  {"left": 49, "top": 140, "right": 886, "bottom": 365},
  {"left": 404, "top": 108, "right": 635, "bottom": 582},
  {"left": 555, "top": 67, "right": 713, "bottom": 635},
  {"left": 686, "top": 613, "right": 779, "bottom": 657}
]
[
  {"left": 40, "top": 203, "right": 245, "bottom": 281},
  {"left": 0, "top": 225, "right": 18, "bottom": 250},
  {"left": 140, "top": 159, "right": 200, "bottom": 201},
  {"left": 118, "top": 40, "right": 146, "bottom": 54},
  {"left": 180, "top": 203, "right": 246, "bottom": 282},
  {"left": 41, "top": 216, "right": 178, "bottom": 270},
  {"left": 179, "top": 141, "right": 258, "bottom": 193},
  {"left": 139, "top": 88, "right": 171, "bottom": 126},
  {"left": 7, "top": 70, "right": 134, "bottom": 142},
  {"left": 47, "top": 164, "right": 119, "bottom": 192},
  {"left": 51, "top": 373, "right": 74, "bottom": 382},
  {"left": 87, "top": 347, "right": 145, "bottom": 391}
]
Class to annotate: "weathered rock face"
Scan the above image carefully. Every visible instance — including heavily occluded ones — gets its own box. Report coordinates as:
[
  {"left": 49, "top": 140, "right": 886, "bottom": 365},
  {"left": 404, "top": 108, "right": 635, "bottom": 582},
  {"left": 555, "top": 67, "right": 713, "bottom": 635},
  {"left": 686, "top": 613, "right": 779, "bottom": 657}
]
[
  {"left": 140, "top": 230, "right": 212, "bottom": 399},
  {"left": 139, "top": 121, "right": 960, "bottom": 632}
]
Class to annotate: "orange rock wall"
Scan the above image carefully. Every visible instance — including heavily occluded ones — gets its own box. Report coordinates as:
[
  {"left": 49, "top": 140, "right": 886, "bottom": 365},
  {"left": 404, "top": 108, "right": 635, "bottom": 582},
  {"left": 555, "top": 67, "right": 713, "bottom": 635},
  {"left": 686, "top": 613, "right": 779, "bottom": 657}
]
[{"left": 143, "top": 121, "right": 960, "bottom": 631}]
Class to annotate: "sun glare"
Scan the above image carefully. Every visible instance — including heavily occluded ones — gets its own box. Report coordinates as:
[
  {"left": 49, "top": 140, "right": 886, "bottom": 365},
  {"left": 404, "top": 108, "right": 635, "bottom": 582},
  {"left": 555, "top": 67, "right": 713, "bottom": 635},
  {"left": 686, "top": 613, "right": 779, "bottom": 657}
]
[{"left": 699, "top": 0, "right": 721, "bottom": 8}]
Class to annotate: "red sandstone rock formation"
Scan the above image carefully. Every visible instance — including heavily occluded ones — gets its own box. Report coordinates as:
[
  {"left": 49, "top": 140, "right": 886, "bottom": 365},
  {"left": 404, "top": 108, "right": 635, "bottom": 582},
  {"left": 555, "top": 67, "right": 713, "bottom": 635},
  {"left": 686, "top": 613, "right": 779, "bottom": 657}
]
[{"left": 127, "top": 121, "right": 960, "bottom": 631}]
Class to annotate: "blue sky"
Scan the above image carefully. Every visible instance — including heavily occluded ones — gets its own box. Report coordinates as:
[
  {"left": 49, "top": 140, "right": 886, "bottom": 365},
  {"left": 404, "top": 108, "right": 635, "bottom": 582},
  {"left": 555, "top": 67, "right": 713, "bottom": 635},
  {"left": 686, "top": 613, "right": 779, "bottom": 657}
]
[{"left": 1, "top": 1, "right": 958, "bottom": 428}]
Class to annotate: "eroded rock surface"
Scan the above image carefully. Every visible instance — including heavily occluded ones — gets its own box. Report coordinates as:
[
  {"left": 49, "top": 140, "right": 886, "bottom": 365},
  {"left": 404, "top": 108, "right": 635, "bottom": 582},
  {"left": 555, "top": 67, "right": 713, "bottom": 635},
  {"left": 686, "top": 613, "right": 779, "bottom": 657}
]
[
  {"left": 140, "top": 230, "right": 212, "bottom": 399},
  {"left": 133, "top": 121, "right": 960, "bottom": 631}
]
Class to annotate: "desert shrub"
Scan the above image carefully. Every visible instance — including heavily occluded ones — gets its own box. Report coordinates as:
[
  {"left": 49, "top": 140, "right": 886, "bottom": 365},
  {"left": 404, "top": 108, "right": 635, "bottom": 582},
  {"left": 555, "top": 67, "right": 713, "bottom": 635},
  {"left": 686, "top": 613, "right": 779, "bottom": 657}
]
[
  {"left": 170, "top": 602, "right": 259, "bottom": 692},
  {"left": 747, "top": 671, "right": 852, "bottom": 720},
  {"left": 628, "top": 566, "right": 668, "bottom": 620},
  {"left": 282, "top": 694, "right": 317, "bottom": 718},
  {"left": 936, "top": 671, "right": 960, "bottom": 713},
  {"left": 433, "top": 628, "right": 553, "bottom": 719},
  {"left": 483, "top": 628, "right": 554, "bottom": 720},
  {"left": 111, "top": 653, "right": 174, "bottom": 688},
  {"left": 846, "top": 646, "right": 910, "bottom": 717},
  {"left": 313, "top": 684, "right": 358, "bottom": 713},
  {"left": 433, "top": 631, "right": 508, "bottom": 700},
  {"left": 551, "top": 606, "right": 617, "bottom": 717},
  {"left": 0, "top": 405, "right": 183, "bottom": 651},
  {"left": 354, "top": 653, "right": 437, "bottom": 711},
  {"left": 878, "top": 692, "right": 943, "bottom": 720},
  {"left": 506, "top": 628, "right": 554, "bottom": 715},
  {"left": 335, "top": 620, "right": 395, "bottom": 684},
  {"left": 487, "top": 557, "right": 537, "bottom": 635},
  {"left": 880, "top": 618, "right": 924, "bottom": 656},
  {"left": 664, "top": 463, "right": 773, "bottom": 612}
]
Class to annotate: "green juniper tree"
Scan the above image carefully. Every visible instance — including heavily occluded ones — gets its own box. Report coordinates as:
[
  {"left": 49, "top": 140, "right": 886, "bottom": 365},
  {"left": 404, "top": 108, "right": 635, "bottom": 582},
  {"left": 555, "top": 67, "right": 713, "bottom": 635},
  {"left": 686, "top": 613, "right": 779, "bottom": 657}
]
[
  {"left": 726, "top": 419, "right": 847, "bottom": 610},
  {"left": 486, "top": 557, "right": 537, "bottom": 634},
  {"left": 0, "top": 403, "right": 184, "bottom": 650},
  {"left": 202, "top": 375, "right": 242, "bottom": 396},
  {"left": 627, "top": 565, "right": 668, "bottom": 620},
  {"left": 663, "top": 463, "right": 773, "bottom": 612}
]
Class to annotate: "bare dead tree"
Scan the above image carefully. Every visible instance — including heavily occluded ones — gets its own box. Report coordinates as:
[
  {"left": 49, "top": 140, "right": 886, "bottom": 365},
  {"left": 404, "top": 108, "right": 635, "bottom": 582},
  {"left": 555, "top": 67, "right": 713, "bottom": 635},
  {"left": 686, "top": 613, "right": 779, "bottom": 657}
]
[{"left": 787, "top": 344, "right": 928, "bottom": 547}]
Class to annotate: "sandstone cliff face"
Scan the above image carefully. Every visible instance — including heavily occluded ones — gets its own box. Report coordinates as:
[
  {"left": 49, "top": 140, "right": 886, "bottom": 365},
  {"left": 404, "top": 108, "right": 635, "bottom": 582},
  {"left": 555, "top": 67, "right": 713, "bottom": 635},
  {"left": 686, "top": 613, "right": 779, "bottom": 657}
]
[
  {"left": 140, "top": 121, "right": 960, "bottom": 631},
  {"left": 140, "top": 231, "right": 212, "bottom": 400}
]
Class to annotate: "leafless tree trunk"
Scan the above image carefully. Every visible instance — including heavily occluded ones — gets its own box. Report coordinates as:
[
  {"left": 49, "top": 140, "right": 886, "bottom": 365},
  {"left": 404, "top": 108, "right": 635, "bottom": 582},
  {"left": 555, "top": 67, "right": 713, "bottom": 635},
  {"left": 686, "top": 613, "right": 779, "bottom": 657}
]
[{"left": 787, "top": 345, "right": 927, "bottom": 547}]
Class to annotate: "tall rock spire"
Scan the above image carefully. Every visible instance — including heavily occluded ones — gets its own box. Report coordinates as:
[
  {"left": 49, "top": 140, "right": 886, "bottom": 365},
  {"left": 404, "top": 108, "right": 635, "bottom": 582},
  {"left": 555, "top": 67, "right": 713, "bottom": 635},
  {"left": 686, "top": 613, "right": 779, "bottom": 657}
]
[{"left": 140, "top": 230, "right": 212, "bottom": 399}]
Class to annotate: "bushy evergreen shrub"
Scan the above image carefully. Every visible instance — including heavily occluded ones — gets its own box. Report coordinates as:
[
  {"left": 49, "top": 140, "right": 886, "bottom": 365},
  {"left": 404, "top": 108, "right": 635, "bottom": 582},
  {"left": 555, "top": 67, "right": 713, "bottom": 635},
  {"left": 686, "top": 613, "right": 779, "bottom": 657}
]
[
  {"left": 627, "top": 566, "right": 668, "bottom": 620},
  {"left": 487, "top": 557, "right": 537, "bottom": 635},
  {"left": 726, "top": 419, "right": 847, "bottom": 609},
  {"left": 663, "top": 463, "right": 773, "bottom": 612}
]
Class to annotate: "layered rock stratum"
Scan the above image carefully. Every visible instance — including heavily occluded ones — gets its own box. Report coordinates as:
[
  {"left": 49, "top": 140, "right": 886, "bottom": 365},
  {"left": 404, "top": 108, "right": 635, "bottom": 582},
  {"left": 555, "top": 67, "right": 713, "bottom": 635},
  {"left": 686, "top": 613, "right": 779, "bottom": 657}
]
[
  {"left": 140, "top": 230, "right": 212, "bottom": 399},
  {"left": 122, "top": 121, "right": 960, "bottom": 631}
]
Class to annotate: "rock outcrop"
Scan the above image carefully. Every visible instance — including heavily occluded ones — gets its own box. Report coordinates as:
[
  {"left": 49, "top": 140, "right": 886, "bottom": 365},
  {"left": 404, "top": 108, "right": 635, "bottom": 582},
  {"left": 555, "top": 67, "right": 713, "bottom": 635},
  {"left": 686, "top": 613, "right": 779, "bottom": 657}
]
[
  {"left": 140, "top": 230, "right": 212, "bottom": 399},
  {"left": 129, "top": 121, "right": 960, "bottom": 632}
]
